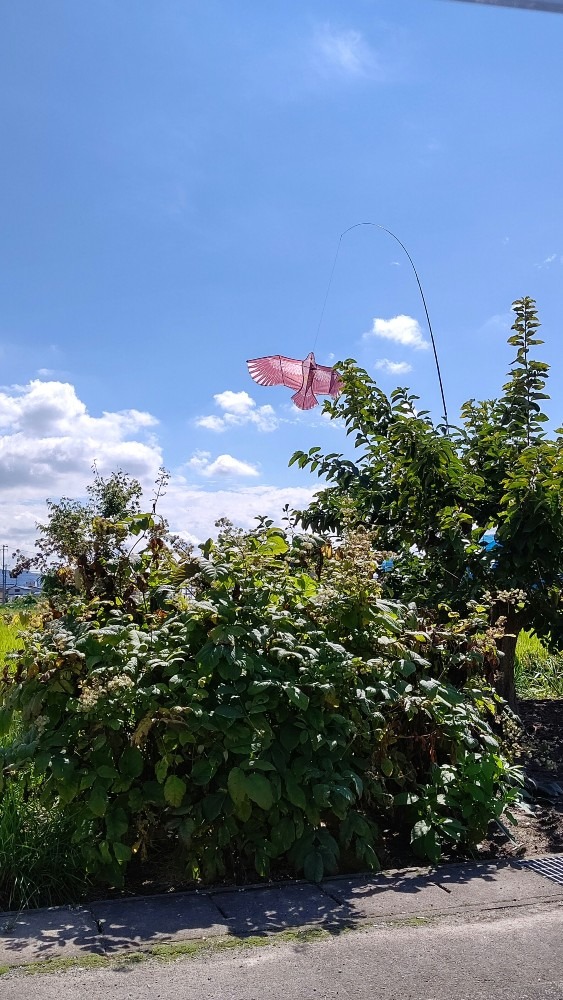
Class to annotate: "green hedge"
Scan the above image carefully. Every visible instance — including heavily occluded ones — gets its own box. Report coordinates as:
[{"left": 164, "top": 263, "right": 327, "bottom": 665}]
[{"left": 0, "top": 520, "right": 522, "bottom": 890}]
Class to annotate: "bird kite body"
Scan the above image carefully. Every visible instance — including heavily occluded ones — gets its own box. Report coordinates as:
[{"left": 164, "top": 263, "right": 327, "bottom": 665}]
[{"left": 246, "top": 352, "right": 342, "bottom": 410}]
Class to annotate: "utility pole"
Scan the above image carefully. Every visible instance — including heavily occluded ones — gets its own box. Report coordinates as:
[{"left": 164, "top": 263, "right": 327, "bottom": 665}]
[{"left": 1, "top": 545, "right": 7, "bottom": 604}]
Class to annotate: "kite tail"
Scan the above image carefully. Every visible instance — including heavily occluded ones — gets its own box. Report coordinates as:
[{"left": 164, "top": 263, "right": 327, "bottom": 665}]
[{"left": 292, "top": 387, "right": 317, "bottom": 410}]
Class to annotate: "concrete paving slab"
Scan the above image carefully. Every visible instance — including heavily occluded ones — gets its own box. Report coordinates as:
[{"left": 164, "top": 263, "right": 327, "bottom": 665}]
[
  {"left": 90, "top": 892, "right": 229, "bottom": 953},
  {"left": 0, "top": 906, "right": 101, "bottom": 968},
  {"left": 325, "top": 861, "right": 563, "bottom": 921},
  {"left": 433, "top": 860, "right": 563, "bottom": 906},
  {"left": 211, "top": 882, "right": 352, "bottom": 933},
  {"left": 323, "top": 872, "right": 449, "bottom": 919}
]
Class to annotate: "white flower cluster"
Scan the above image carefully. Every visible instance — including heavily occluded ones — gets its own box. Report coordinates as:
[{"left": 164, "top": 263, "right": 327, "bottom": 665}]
[
  {"left": 106, "top": 674, "right": 135, "bottom": 694},
  {"left": 77, "top": 673, "right": 134, "bottom": 711}
]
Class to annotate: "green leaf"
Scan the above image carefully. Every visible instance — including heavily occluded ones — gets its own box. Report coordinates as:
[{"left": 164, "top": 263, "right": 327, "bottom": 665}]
[
  {"left": 113, "top": 842, "right": 132, "bottom": 863},
  {"left": 272, "top": 816, "right": 296, "bottom": 852},
  {"left": 178, "top": 817, "right": 195, "bottom": 845},
  {"left": 247, "top": 760, "right": 277, "bottom": 772},
  {"left": 263, "top": 532, "right": 289, "bottom": 555},
  {"left": 411, "top": 819, "right": 432, "bottom": 842},
  {"left": 214, "top": 704, "right": 244, "bottom": 719},
  {"left": 399, "top": 660, "right": 417, "bottom": 678},
  {"left": 202, "top": 792, "right": 227, "bottom": 822},
  {"left": 313, "top": 783, "right": 331, "bottom": 806},
  {"left": 164, "top": 774, "right": 186, "bottom": 807},
  {"left": 284, "top": 686, "right": 310, "bottom": 711},
  {"left": 97, "top": 765, "right": 119, "bottom": 781},
  {"left": 191, "top": 759, "right": 217, "bottom": 786},
  {"left": 235, "top": 797, "right": 252, "bottom": 822},
  {"left": 280, "top": 726, "right": 301, "bottom": 752},
  {"left": 120, "top": 745, "right": 144, "bottom": 780},
  {"left": 155, "top": 758, "right": 169, "bottom": 784},
  {"left": 88, "top": 782, "right": 107, "bottom": 817},
  {"left": 394, "top": 791, "right": 419, "bottom": 806},
  {"left": 128, "top": 787, "right": 144, "bottom": 811},
  {"left": 380, "top": 758, "right": 394, "bottom": 778},
  {"left": 227, "top": 766, "right": 248, "bottom": 806},
  {"left": 0, "top": 707, "right": 13, "bottom": 739},
  {"left": 303, "top": 848, "right": 324, "bottom": 883},
  {"left": 106, "top": 807, "right": 129, "bottom": 841},
  {"left": 285, "top": 773, "right": 306, "bottom": 810},
  {"left": 244, "top": 773, "right": 274, "bottom": 810}
]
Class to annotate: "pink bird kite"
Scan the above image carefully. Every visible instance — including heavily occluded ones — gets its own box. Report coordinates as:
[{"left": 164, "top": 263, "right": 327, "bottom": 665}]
[{"left": 246, "top": 352, "right": 343, "bottom": 410}]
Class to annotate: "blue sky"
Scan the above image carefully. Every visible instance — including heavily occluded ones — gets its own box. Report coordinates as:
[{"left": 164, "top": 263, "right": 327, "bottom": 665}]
[{"left": 1, "top": 0, "right": 562, "bottom": 554}]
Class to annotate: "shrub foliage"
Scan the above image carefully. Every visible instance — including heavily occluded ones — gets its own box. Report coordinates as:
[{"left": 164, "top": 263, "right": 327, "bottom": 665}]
[{"left": 0, "top": 512, "right": 521, "bottom": 890}]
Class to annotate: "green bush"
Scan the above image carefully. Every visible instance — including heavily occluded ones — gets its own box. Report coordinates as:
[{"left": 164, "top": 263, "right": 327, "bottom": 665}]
[{"left": 0, "top": 518, "right": 521, "bottom": 891}]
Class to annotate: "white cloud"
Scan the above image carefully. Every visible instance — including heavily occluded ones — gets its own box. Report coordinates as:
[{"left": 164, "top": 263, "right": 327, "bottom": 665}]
[
  {"left": 195, "top": 415, "right": 226, "bottom": 432},
  {"left": 479, "top": 313, "right": 512, "bottom": 335},
  {"left": 312, "top": 24, "right": 379, "bottom": 79},
  {"left": 0, "top": 378, "right": 164, "bottom": 556},
  {"left": 0, "top": 379, "right": 318, "bottom": 561},
  {"left": 195, "top": 389, "right": 278, "bottom": 433},
  {"left": 536, "top": 253, "right": 561, "bottom": 269},
  {"left": 0, "top": 380, "right": 161, "bottom": 496},
  {"left": 213, "top": 390, "right": 255, "bottom": 416},
  {"left": 364, "top": 315, "right": 429, "bottom": 350},
  {"left": 187, "top": 451, "right": 259, "bottom": 479},
  {"left": 374, "top": 358, "right": 413, "bottom": 376},
  {"left": 161, "top": 483, "right": 316, "bottom": 544}
]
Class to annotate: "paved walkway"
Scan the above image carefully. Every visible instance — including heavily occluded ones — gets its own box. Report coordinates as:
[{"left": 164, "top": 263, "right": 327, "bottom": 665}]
[{"left": 1, "top": 857, "right": 563, "bottom": 971}]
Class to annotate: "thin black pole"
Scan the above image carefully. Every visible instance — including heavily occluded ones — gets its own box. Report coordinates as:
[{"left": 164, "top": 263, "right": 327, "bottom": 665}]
[
  {"left": 316, "top": 222, "right": 449, "bottom": 430},
  {"left": 442, "top": 0, "right": 563, "bottom": 12}
]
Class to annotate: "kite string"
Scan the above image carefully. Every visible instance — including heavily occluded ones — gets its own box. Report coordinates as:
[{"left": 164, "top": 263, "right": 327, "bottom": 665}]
[
  {"left": 313, "top": 221, "right": 449, "bottom": 431},
  {"left": 312, "top": 234, "right": 343, "bottom": 354}
]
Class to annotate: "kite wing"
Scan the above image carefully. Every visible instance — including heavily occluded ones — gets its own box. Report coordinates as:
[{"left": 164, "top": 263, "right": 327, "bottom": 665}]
[
  {"left": 312, "top": 364, "right": 343, "bottom": 398},
  {"left": 247, "top": 355, "right": 304, "bottom": 391}
]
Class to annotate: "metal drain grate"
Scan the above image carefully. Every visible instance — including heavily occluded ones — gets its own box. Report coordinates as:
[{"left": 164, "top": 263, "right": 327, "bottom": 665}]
[{"left": 517, "top": 856, "right": 563, "bottom": 886}]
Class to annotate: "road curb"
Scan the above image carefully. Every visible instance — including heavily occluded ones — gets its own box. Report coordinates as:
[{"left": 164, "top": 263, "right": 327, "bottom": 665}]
[{"left": 2, "top": 855, "right": 563, "bottom": 971}]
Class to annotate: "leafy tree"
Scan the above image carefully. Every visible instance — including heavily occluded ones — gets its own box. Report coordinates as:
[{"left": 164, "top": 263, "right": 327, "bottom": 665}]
[
  {"left": 12, "top": 469, "right": 176, "bottom": 607},
  {"left": 12, "top": 468, "right": 143, "bottom": 578},
  {"left": 291, "top": 297, "right": 563, "bottom": 709},
  {"left": 36, "top": 467, "right": 143, "bottom": 567}
]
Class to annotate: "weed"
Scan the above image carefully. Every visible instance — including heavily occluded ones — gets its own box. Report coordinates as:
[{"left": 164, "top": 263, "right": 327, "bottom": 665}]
[
  {"left": 0, "top": 779, "right": 89, "bottom": 911},
  {"left": 1, "top": 927, "right": 333, "bottom": 977}
]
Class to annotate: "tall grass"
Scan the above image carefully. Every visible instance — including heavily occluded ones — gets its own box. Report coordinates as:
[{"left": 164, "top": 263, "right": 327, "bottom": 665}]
[
  {"left": 515, "top": 630, "right": 563, "bottom": 699},
  {"left": 0, "top": 614, "right": 89, "bottom": 909},
  {"left": 0, "top": 777, "right": 89, "bottom": 911}
]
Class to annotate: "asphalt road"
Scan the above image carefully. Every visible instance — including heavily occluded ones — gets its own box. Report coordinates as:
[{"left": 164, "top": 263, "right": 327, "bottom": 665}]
[{"left": 3, "top": 905, "right": 563, "bottom": 1000}]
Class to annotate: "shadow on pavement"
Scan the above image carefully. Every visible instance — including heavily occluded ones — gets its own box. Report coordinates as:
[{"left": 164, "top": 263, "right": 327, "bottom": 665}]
[{"left": 0, "top": 906, "right": 104, "bottom": 963}]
